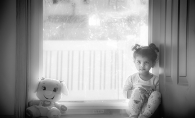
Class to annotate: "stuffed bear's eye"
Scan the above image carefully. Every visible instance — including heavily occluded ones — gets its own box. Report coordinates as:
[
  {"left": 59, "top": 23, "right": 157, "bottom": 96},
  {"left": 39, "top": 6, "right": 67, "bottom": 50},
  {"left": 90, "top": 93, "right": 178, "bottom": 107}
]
[
  {"left": 42, "top": 86, "right": 46, "bottom": 90},
  {"left": 53, "top": 88, "right": 58, "bottom": 92}
]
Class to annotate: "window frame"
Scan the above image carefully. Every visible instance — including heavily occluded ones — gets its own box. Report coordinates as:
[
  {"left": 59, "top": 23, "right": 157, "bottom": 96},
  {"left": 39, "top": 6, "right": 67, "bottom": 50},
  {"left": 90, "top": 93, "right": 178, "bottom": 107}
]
[{"left": 25, "top": 0, "right": 156, "bottom": 114}]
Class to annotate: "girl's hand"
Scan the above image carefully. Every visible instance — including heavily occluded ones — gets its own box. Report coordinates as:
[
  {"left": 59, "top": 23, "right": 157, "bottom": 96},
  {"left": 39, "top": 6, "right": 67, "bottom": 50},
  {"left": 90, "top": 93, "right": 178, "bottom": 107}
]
[
  {"left": 147, "top": 88, "right": 154, "bottom": 96},
  {"left": 127, "top": 90, "right": 133, "bottom": 98}
]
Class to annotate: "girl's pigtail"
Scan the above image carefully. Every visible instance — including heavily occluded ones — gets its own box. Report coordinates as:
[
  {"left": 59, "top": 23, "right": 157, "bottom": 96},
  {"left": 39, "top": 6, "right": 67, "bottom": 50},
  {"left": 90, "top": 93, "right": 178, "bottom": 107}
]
[
  {"left": 132, "top": 44, "right": 141, "bottom": 51},
  {"left": 149, "top": 43, "right": 159, "bottom": 53}
]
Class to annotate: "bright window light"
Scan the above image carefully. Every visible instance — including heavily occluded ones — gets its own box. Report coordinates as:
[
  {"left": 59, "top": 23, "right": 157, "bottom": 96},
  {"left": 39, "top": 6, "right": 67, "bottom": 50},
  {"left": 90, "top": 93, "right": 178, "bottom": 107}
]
[
  {"left": 43, "top": 0, "right": 149, "bottom": 102},
  {"left": 89, "top": 14, "right": 100, "bottom": 26}
]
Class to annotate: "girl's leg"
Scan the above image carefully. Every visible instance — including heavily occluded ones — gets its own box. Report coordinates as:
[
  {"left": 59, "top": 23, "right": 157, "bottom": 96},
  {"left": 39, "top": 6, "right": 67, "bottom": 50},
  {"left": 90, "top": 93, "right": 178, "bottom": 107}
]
[
  {"left": 127, "top": 88, "right": 147, "bottom": 118},
  {"left": 139, "top": 91, "right": 161, "bottom": 118}
]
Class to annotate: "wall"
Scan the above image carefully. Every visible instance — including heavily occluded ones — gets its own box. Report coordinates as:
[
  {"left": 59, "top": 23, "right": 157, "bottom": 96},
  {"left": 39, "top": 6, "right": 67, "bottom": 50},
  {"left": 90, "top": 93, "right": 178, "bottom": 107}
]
[
  {"left": 156, "top": 0, "right": 195, "bottom": 117},
  {"left": 0, "top": 0, "right": 16, "bottom": 115}
]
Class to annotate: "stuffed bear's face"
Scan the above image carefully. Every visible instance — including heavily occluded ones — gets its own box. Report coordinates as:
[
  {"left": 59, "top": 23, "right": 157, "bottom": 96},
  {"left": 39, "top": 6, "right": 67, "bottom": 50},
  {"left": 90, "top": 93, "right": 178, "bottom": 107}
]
[{"left": 36, "top": 79, "right": 63, "bottom": 102}]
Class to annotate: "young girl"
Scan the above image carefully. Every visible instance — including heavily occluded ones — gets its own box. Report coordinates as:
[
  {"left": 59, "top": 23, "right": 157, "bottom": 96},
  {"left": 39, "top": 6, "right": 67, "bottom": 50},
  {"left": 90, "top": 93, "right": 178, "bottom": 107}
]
[{"left": 123, "top": 43, "right": 161, "bottom": 118}]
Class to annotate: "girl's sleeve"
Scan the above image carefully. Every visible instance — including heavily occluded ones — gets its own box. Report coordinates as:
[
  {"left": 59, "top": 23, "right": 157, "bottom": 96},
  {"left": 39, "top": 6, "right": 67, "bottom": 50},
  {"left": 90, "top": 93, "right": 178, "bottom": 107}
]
[
  {"left": 123, "top": 76, "right": 133, "bottom": 99},
  {"left": 154, "top": 77, "right": 160, "bottom": 91}
]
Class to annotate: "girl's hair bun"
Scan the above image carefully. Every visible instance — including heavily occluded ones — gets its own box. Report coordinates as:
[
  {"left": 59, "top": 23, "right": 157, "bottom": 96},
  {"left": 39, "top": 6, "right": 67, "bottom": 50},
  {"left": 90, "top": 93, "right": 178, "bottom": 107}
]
[
  {"left": 132, "top": 44, "right": 141, "bottom": 51},
  {"left": 149, "top": 43, "right": 159, "bottom": 52}
]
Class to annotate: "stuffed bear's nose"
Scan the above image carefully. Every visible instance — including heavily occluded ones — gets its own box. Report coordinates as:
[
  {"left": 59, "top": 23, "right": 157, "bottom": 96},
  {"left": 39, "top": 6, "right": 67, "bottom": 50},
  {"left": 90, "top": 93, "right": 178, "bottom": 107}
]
[{"left": 44, "top": 91, "right": 53, "bottom": 95}]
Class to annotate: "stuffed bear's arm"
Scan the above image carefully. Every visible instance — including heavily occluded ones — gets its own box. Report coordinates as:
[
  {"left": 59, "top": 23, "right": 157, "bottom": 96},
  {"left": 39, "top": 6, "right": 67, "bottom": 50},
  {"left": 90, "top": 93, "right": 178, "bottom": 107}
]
[
  {"left": 28, "top": 100, "right": 41, "bottom": 107},
  {"left": 54, "top": 102, "right": 67, "bottom": 113}
]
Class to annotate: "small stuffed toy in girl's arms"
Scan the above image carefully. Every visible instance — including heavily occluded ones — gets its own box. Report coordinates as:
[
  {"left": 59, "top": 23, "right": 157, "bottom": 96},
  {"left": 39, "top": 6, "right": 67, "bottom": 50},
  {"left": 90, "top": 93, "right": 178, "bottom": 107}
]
[{"left": 26, "top": 78, "right": 69, "bottom": 118}]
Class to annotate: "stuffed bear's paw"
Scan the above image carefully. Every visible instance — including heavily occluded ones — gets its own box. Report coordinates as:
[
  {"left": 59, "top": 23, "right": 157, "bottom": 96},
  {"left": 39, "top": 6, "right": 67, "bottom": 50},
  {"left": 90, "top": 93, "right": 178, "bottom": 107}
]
[
  {"left": 60, "top": 105, "right": 67, "bottom": 114},
  {"left": 47, "top": 107, "right": 61, "bottom": 118},
  {"left": 26, "top": 109, "right": 33, "bottom": 118}
]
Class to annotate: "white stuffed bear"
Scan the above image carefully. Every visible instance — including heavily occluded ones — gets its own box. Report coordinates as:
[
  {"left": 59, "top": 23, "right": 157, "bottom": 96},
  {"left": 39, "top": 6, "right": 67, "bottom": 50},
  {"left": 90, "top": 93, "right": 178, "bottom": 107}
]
[{"left": 26, "top": 78, "right": 69, "bottom": 118}]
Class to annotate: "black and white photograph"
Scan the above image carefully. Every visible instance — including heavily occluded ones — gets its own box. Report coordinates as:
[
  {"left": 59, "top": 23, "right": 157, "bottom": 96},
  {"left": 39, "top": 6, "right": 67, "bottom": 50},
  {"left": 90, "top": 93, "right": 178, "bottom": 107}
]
[{"left": 0, "top": 0, "right": 195, "bottom": 118}]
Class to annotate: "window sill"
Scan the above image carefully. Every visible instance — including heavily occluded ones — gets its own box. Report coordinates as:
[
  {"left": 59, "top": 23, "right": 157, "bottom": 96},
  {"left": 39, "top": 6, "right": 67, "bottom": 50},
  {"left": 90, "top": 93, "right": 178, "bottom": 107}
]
[
  {"left": 59, "top": 100, "right": 129, "bottom": 116},
  {"left": 60, "top": 100, "right": 128, "bottom": 110},
  {"left": 61, "top": 114, "right": 129, "bottom": 118}
]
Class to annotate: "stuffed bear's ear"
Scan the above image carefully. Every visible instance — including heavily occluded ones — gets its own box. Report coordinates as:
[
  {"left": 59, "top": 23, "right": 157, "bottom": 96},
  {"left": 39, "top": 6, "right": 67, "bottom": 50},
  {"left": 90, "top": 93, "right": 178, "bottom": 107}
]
[
  {"left": 60, "top": 81, "right": 69, "bottom": 95},
  {"left": 41, "top": 77, "right": 45, "bottom": 80},
  {"left": 35, "top": 81, "right": 41, "bottom": 93},
  {"left": 35, "top": 77, "right": 45, "bottom": 92}
]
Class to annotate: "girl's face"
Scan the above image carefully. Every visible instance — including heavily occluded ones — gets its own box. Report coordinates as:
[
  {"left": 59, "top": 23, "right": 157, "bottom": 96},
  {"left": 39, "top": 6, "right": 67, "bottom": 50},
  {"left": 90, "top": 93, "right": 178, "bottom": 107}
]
[{"left": 134, "top": 55, "right": 153, "bottom": 75}]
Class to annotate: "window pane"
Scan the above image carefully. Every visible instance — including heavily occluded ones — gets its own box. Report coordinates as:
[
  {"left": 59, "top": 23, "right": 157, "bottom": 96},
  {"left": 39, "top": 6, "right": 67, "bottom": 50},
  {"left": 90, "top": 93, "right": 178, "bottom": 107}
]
[{"left": 43, "top": 0, "right": 148, "bottom": 101}]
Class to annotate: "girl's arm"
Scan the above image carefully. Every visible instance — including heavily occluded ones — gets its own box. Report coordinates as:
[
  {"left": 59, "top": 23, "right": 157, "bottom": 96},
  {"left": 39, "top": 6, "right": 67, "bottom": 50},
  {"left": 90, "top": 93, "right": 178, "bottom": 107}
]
[
  {"left": 123, "top": 76, "right": 133, "bottom": 99},
  {"left": 154, "top": 77, "right": 160, "bottom": 92}
]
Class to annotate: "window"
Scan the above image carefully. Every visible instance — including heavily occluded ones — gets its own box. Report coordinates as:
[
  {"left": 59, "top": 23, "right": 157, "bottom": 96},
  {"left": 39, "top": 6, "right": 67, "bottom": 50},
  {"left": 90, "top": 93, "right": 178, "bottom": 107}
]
[{"left": 42, "top": 0, "right": 149, "bottom": 103}]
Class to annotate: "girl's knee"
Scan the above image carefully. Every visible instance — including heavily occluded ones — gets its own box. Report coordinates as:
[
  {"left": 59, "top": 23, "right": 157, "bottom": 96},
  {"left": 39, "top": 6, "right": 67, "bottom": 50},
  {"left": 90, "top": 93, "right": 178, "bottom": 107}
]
[
  {"left": 150, "top": 91, "right": 161, "bottom": 98},
  {"left": 148, "top": 91, "right": 161, "bottom": 106},
  {"left": 131, "top": 88, "right": 148, "bottom": 99}
]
